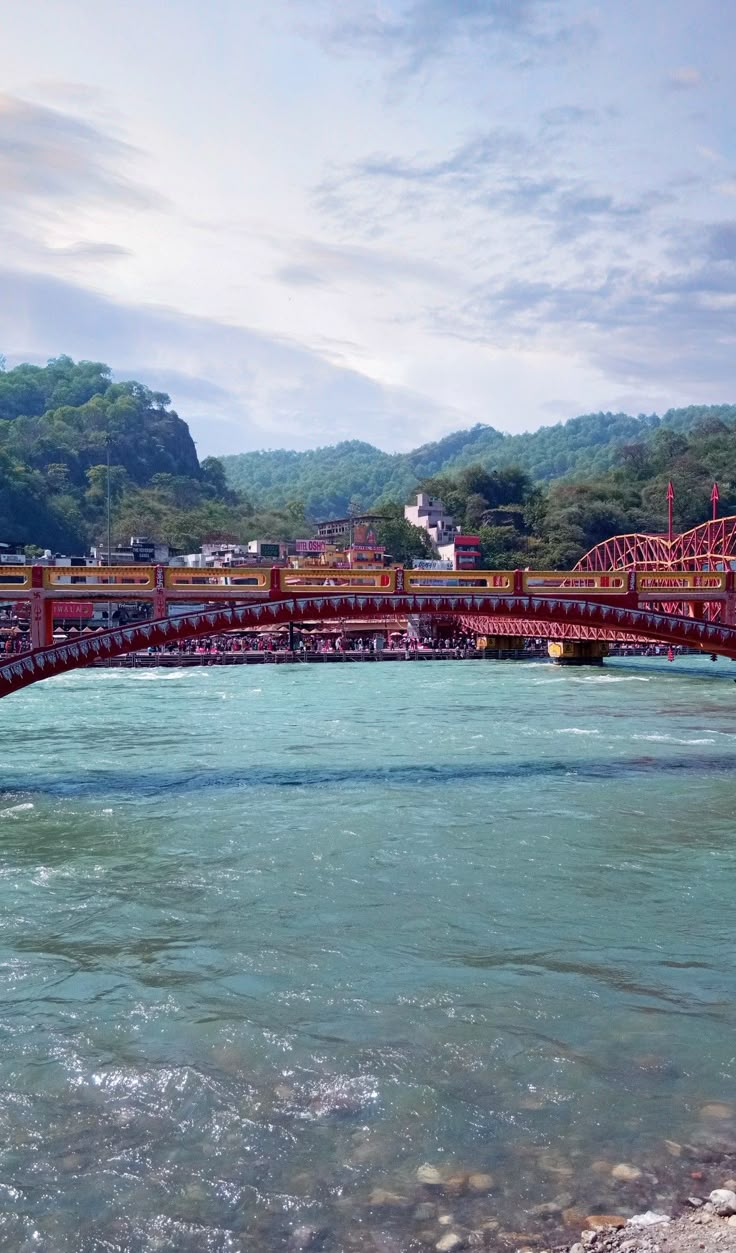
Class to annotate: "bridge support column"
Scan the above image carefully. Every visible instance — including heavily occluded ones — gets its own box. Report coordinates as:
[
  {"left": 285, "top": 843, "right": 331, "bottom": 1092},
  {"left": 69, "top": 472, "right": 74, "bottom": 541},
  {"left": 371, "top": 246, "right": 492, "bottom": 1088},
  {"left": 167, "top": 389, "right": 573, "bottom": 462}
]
[
  {"left": 477, "top": 634, "right": 526, "bottom": 658},
  {"left": 548, "top": 640, "right": 608, "bottom": 666},
  {"left": 29, "top": 588, "right": 53, "bottom": 646},
  {"left": 688, "top": 600, "right": 704, "bottom": 619},
  {"left": 153, "top": 565, "right": 167, "bottom": 621}
]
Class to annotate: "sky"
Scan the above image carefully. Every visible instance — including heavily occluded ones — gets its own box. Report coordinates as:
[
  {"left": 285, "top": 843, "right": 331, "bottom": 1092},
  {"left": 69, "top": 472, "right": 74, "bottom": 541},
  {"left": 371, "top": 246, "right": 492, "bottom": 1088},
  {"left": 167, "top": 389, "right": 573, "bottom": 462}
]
[{"left": 0, "top": 0, "right": 734, "bottom": 455}]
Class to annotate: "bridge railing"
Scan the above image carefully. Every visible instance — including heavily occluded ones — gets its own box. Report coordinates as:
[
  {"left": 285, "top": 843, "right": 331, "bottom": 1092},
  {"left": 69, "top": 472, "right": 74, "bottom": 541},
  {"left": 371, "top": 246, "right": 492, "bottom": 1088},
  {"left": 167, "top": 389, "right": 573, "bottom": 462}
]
[
  {"left": 523, "top": 571, "right": 629, "bottom": 594},
  {"left": 404, "top": 570, "right": 515, "bottom": 591},
  {"left": 635, "top": 571, "right": 729, "bottom": 593},
  {"left": 0, "top": 566, "right": 32, "bottom": 588},
  {"left": 44, "top": 566, "right": 156, "bottom": 590},
  {"left": 165, "top": 568, "right": 270, "bottom": 591},
  {"left": 278, "top": 569, "right": 394, "bottom": 592}
]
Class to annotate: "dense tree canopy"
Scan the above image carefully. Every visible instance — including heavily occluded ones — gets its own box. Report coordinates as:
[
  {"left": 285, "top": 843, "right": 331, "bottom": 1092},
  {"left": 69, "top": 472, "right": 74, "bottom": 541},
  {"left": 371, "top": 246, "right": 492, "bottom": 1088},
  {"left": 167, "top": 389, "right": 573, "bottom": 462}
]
[
  {"left": 0, "top": 357, "right": 309, "bottom": 552},
  {"left": 221, "top": 407, "right": 736, "bottom": 520}
]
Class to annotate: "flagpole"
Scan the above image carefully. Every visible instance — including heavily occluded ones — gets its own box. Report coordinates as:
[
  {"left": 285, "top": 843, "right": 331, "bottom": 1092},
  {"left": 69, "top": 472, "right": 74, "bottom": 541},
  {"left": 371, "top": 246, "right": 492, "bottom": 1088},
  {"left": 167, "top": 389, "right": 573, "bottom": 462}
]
[
  {"left": 666, "top": 481, "right": 674, "bottom": 544},
  {"left": 711, "top": 481, "right": 719, "bottom": 522}
]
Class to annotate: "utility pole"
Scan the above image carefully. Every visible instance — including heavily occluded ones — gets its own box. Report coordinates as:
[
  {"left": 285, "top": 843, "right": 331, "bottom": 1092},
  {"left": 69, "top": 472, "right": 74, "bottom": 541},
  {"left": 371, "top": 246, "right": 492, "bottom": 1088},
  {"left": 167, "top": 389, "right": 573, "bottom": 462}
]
[
  {"left": 106, "top": 437, "right": 113, "bottom": 632},
  {"left": 106, "top": 438, "right": 112, "bottom": 563}
]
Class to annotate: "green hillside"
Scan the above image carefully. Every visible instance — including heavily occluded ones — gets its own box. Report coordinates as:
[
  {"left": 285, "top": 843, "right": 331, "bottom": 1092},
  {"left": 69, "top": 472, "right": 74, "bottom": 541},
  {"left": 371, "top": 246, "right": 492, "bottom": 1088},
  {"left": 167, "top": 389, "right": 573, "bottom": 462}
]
[
  {"left": 0, "top": 357, "right": 302, "bottom": 553},
  {"left": 221, "top": 407, "right": 736, "bottom": 519}
]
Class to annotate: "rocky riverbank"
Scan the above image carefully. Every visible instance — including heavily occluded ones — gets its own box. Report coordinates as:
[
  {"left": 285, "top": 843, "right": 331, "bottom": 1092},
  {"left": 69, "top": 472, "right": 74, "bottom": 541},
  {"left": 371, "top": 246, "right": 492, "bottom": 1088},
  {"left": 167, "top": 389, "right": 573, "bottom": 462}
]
[{"left": 556, "top": 1189, "right": 736, "bottom": 1253}]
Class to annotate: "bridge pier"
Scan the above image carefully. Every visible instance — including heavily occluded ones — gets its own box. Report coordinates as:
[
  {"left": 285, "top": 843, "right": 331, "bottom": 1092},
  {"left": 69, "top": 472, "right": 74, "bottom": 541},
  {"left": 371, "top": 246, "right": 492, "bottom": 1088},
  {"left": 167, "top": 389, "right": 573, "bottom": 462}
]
[
  {"left": 548, "top": 640, "right": 608, "bottom": 666},
  {"left": 477, "top": 634, "right": 526, "bottom": 658}
]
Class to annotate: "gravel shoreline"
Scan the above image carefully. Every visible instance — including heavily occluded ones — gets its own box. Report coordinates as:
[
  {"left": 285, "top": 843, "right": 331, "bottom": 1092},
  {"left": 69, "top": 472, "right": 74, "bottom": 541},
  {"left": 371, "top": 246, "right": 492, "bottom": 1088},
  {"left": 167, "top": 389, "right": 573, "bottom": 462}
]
[{"left": 554, "top": 1192, "right": 736, "bottom": 1253}]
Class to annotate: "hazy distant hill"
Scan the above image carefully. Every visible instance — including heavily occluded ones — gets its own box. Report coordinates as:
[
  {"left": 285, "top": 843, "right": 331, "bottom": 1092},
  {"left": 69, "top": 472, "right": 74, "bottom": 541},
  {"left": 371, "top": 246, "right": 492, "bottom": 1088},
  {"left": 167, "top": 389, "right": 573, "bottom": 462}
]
[{"left": 221, "top": 406, "right": 736, "bottom": 519}]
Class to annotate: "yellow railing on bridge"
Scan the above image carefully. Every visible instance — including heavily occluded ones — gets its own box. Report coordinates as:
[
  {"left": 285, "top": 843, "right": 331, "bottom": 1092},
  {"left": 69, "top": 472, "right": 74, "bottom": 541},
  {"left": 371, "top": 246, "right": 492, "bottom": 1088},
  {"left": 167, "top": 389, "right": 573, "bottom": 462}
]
[
  {"left": 636, "top": 571, "right": 728, "bottom": 593},
  {"left": 523, "top": 571, "right": 629, "bottom": 594},
  {"left": 165, "top": 568, "right": 269, "bottom": 591},
  {"left": 279, "top": 569, "right": 395, "bottom": 592},
  {"left": 43, "top": 566, "right": 156, "bottom": 590},
  {"left": 404, "top": 569, "right": 515, "bottom": 591},
  {"left": 0, "top": 564, "right": 731, "bottom": 604},
  {"left": 0, "top": 566, "right": 32, "bottom": 589}
]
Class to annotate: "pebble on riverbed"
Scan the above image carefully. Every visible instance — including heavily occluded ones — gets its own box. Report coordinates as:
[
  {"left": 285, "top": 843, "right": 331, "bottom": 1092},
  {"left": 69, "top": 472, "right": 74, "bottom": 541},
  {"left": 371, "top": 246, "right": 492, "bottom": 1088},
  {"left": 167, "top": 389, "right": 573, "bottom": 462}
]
[
  {"left": 611, "top": 1163, "right": 642, "bottom": 1182},
  {"left": 367, "top": 1187, "right": 411, "bottom": 1208},
  {"left": 435, "top": 1234, "right": 465, "bottom": 1252},
  {"left": 467, "top": 1173, "right": 494, "bottom": 1193},
  {"left": 417, "top": 1164, "right": 444, "bottom": 1188}
]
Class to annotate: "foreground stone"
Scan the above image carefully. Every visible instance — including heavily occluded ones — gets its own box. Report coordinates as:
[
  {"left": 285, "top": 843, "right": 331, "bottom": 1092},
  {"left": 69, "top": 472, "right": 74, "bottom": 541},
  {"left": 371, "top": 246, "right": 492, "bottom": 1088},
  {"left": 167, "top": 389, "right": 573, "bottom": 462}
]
[{"left": 709, "top": 1189, "right": 736, "bottom": 1216}]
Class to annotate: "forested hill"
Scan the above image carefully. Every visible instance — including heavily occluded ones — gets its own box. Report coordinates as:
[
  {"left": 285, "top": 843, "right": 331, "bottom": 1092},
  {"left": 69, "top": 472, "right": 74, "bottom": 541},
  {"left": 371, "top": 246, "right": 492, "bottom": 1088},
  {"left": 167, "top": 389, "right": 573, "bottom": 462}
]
[
  {"left": 0, "top": 356, "right": 302, "bottom": 553},
  {"left": 221, "top": 406, "right": 736, "bottom": 519}
]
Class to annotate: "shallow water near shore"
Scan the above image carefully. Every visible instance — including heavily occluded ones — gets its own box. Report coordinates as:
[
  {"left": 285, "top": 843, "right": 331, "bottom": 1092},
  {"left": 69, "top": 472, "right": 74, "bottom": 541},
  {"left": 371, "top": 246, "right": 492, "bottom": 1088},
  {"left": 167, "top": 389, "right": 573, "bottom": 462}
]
[{"left": 1, "top": 656, "right": 735, "bottom": 1250}]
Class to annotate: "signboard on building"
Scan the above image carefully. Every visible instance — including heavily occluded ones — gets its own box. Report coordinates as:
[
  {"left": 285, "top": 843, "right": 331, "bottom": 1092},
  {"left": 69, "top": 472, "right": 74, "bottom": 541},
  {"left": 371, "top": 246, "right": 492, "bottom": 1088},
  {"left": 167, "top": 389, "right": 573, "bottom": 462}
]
[
  {"left": 259, "top": 542, "right": 282, "bottom": 559},
  {"left": 52, "top": 601, "right": 94, "bottom": 619},
  {"left": 131, "top": 543, "right": 156, "bottom": 563},
  {"left": 296, "top": 539, "right": 327, "bottom": 554},
  {"left": 412, "top": 559, "right": 453, "bottom": 570}
]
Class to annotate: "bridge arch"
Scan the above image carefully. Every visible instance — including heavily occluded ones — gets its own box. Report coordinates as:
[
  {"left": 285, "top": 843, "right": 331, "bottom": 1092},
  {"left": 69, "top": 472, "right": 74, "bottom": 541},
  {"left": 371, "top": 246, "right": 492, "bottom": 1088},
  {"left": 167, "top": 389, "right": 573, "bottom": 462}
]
[{"left": 3, "top": 591, "right": 736, "bottom": 699}]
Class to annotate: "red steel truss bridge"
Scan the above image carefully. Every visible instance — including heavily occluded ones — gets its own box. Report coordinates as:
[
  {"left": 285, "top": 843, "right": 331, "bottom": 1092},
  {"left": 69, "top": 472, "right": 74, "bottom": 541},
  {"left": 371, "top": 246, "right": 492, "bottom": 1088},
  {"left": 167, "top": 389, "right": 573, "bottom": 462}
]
[
  {"left": 458, "top": 514, "right": 736, "bottom": 644},
  {"left": 1, "top": 549, "right": 736, "bottom": 698}
]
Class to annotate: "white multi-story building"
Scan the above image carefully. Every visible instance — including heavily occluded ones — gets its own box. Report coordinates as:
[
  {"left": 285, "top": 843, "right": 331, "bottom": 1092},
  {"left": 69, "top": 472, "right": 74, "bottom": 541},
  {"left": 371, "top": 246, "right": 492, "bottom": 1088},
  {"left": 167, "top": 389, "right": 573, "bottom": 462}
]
[{"left": 404, "top": 492, "right": 457, "bottom": 550}]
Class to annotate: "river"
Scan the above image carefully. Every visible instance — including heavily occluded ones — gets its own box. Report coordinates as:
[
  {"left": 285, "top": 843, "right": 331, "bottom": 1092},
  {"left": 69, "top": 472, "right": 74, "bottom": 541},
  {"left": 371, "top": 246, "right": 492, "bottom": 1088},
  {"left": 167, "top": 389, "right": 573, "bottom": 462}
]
[{"left": 1, "top": 657, "right": 735, "bottom": 1250}]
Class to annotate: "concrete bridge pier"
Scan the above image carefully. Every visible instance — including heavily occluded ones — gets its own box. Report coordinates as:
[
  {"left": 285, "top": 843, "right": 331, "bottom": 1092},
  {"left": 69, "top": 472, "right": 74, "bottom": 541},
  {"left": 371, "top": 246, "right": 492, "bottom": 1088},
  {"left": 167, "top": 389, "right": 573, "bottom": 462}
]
[{"left": 548, "top": 640, "right": 608, "bottom": 666}]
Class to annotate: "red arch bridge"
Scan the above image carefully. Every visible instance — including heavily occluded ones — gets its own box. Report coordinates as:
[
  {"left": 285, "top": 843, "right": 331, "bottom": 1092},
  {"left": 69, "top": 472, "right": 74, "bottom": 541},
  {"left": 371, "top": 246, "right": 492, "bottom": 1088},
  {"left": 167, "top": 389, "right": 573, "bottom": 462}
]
[{"left": 2, "top": 556, "right": 736, "bottom": 699}]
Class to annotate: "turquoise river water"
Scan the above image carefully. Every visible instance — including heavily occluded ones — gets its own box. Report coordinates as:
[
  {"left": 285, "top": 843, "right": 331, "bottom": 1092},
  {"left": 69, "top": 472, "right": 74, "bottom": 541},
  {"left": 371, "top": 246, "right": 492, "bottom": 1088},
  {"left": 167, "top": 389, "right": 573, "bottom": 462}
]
[{"left": 1, "top": 657, "right": 735, "bottom": 1251}]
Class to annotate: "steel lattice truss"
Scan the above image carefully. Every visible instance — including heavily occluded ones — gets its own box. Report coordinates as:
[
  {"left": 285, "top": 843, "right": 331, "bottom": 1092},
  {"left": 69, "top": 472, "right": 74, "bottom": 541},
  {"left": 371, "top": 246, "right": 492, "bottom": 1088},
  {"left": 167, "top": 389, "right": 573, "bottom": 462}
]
[
  {"left": 575, "top": 515, "right": 736, "bottom": 572},
  {"left": 573, "top": 513, "right": 736, "bottom": 628}
]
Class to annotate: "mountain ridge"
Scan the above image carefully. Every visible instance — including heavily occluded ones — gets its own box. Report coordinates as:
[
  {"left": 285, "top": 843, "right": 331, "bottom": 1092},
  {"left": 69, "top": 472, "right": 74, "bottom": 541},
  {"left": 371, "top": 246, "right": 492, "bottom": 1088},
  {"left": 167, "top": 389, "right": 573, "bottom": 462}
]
[{"left": 221, "top": 406, "right": 736, "bottom": 519}]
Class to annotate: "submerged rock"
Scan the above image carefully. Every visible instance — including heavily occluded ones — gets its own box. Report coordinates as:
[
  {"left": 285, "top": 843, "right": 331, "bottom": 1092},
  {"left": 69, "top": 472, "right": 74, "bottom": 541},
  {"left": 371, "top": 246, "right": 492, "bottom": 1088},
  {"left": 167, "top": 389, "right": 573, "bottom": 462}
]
[
  {"left": 584, "top": 1214, "right": 627, "bottom": 1229},
  {"left": 435, "top": 1233, "right": 465, "bottom": 1252},
  {"left": 700, "top": 1103, "right": 733, "bottom": 1121},
  {"left": 417, "top": 1164, "right": 444, "bottom": 1188},
  {"left": 443, "top": 1173, "right": 469, "bottom": 1197},
  {"left": 611, "top": 1162, "right": 642, "bottom": 1182},
  {"left": 367, "top": 1188, "right": 410, "bottom": 1208},
  {"left": 467, "top": 1173, "right": 494, "bottom": 1194}
]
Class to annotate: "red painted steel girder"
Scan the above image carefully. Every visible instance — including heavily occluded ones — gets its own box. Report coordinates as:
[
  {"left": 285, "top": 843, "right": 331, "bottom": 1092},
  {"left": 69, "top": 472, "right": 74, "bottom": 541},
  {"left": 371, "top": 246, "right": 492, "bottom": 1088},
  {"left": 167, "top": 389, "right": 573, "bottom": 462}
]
[{"left": 457, "top": 616, "right": 651, "bottom": 642}]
